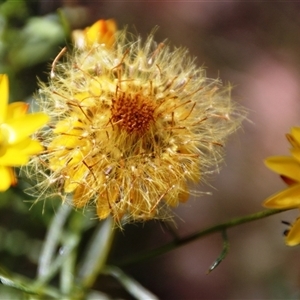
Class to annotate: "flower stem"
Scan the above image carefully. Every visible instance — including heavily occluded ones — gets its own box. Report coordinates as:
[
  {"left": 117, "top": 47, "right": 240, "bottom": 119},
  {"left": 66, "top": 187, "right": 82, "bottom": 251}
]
[
  {"left": 37, "top": 203, "right": 72, "bottom": 280},
  {"left": 116, "top": 208, "right": 288, "bottom": 267},
  {"left": 76, "top": 217, "right": 115, "bottom": 289}
]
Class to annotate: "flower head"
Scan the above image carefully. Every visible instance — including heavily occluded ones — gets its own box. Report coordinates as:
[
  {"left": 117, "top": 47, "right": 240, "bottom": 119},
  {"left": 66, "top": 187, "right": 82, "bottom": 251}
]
[
  {"left": 28, "top": 20, "right": 244, "bottom": 224},
  {"left": 0, "top": 74, "right": 49, "bottom": 191},
  {"left": 263, "top": 127, "right": 300, "bottom": 246}
]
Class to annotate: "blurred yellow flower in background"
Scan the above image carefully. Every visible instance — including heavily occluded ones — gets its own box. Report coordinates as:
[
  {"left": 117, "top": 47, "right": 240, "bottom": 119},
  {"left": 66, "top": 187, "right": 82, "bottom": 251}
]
[
  {"left": 28, "top": 20, "right": 244, "bottom": 224},
  {"left": 72, "top": 19, "right": 117, "bottom": 49},
  {"left": 0, "top": 74, "right": 49, "bottom": 191},
  {"left": 263, "top": 127, "right": 300, "bottom": 246}
]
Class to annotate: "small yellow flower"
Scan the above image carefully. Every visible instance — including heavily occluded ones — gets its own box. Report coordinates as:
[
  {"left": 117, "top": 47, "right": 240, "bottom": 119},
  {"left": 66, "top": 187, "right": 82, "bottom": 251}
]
[
  {"left": 28, "top": 21, "right": 244, "bottom": 224},
  {"left": 72, "top": 19, "right": 117, "bottom": 49},
  {"left": 0, "top": 74, "right": 49, "bottom": 191},
  {"left": 263, "top": 127, "right": 300, "bottom": 246}
]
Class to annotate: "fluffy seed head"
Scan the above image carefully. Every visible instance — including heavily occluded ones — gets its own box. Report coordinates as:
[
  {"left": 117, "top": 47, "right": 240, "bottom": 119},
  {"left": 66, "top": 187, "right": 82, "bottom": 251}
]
[{"left": 26, "top": 22, "right": 244, "bottom": 224}]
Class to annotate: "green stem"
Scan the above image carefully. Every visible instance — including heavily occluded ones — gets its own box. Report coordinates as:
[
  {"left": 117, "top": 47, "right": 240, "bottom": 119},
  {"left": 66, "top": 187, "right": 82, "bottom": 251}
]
[
  {"left": 37, "top": 203, "right": 72, "bottom": 280},
  {"left": 76, "top": 217, "right": 115, "bottom": 289},
  {"left": 60, "top": 247, "right": 76, "bottom": 295},
  {"left": 0, "top": 265, "right": 61, "bottom": 298},
  {"left": 116, "top": 208, "right": 288, "bottom": 267},
  {"left": 36, "top": 228, "right": 80, "bottom": 286}
]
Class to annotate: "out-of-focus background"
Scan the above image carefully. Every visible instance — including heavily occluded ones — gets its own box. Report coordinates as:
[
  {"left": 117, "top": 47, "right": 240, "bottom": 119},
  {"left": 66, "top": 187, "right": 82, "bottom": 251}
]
[{"left": 1, "top": 1, "right": 300, "bottom": 299}]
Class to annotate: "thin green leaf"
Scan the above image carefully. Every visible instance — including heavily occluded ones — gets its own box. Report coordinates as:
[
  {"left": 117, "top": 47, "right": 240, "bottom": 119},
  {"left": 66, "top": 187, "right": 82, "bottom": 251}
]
[{"left": 103, "top": 266, "right": 159, "bottom": 300}]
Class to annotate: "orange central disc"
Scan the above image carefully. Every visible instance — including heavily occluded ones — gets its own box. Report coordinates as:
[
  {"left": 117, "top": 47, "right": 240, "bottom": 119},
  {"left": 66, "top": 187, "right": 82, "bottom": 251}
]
[{"left": 111, "top": 92, "right": 155, "bottom": 134}]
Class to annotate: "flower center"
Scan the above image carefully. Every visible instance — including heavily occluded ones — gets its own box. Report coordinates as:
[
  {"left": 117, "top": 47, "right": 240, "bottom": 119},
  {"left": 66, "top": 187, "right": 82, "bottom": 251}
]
[{"left": 111, "top": 92, "right": 155, "bottom": 134}]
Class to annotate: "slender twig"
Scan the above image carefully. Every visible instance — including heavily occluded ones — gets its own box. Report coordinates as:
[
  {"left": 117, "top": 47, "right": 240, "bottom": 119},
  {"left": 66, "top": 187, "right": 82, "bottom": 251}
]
[{"left": 116, "top": 208, "right": 288, "bottom": 267}]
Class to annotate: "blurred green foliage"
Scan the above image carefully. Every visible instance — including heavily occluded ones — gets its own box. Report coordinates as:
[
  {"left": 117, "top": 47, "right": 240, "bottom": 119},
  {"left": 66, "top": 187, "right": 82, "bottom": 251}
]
[{"left": 0, "top": 0, "right": 69, "bottom": 100}]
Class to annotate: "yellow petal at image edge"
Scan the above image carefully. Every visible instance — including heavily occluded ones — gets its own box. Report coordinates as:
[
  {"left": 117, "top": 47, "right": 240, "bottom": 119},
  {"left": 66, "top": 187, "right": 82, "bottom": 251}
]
[
  {"left": 286, "top": 217, "right": 300, "bottom": 246},
  {"left": 0, "top": 166, "right": 15, "bottom": 191},
  {"left": 263, "top": 183, "right": 300, "bottom": 208},
  {"left": 290, "top": 127, "right": 300, "bottom": 146},
  {"left": 290, "top": 148, "right": 300, "bottom": 163},
  {"left": 6, "top": 113, "right": 49, "bottom": 144},
  {"left": 0, "top": 74, "right": 8, "bottom": 123},
  {"left": 265, "top": 156, "right": 300, "bottom": 183}
]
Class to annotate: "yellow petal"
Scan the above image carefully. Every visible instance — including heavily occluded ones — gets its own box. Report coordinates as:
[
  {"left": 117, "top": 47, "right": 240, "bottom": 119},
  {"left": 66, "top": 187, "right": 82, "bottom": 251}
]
[
  {"left": 285, "top": 217, "right": 300, "bottom": 246},
  {"left": 290, "top": 127, "right": 300, "bottom": 146},
  {"left": 0, "top": 125, "right": 9, "bottom": 156},
  {"left": 0, "top": 147, "right": 31, "bottom": 165},
  {"left": 6, "top": 112, "right": 49, "bottom": 144},
  {"left": 6, "top": 102, "right": 29, "bottom": 120},
  {"left": 73, "top": 185, "right": 91, "bottom": 207},
  {"left": 97, "top": 196, "right": 111, "bottom": 219},
  {"left": 20, "top": 139, "right": 43, "bottom": 155},
  {"left": 291, "top": 148, "right": 300, "bottom": 163},
  {"left": 85, "top": 19, "right": 117, "bottom": 48},
  {"left": 265, "top": 156, "right": 300, "bottom": 182},
  {"left": 263, "top": 184, "right": 300, "bottom": 208},
  {"left": 0, "top": 74, "right": 8, "bottom": 123},
  {"left": 64, "top": 165, "right": 88, "bottom": 193},
  {"left": 53, "top": 117, "right": 83, "bottom": 134},
  {"left": 0, "top": 138, "right": 43, "bottom": 166},
  {"left": 0, "top": 166, "right": 16, "bottom": 191},
  {"left": 48, "top": 135, "right": 80, "bottom": 149},
  {"left": 64, "top": 179, "right": 79, "bottom": 193},
  {"left": 97, "top": 185, "right": 121, "bottom": 219}
]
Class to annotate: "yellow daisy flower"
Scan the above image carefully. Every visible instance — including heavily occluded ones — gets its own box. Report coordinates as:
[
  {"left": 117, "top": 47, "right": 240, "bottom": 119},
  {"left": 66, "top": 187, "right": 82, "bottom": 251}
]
[
  {"left": 28, "top": 20, "right": 244, "bottom": 224},
  {"left": 0, "top": 74, "right": 49, "bottom": 191},
  {"left": 263, "top": 127, "right": 300, "bottom": 246}
]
